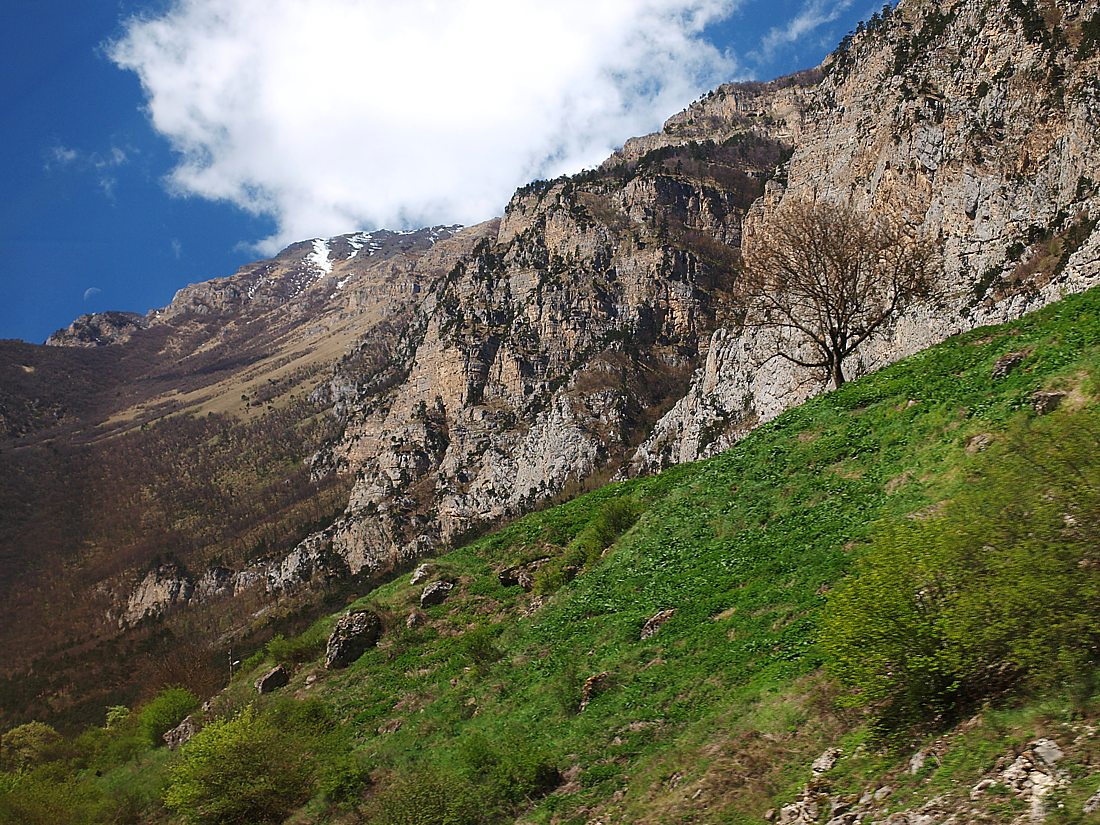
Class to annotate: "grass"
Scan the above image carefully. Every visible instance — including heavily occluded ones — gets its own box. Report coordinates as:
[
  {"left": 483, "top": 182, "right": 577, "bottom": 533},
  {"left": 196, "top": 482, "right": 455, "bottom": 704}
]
[{"left": 8, "top": 285, "right": 1100, "bottom": 823}]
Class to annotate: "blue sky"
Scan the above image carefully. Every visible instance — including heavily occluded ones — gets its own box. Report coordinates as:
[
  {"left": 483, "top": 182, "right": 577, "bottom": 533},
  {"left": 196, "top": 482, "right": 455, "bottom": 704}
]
[{"left": 1, "top": 0, "right": 879, "bottom": 344}]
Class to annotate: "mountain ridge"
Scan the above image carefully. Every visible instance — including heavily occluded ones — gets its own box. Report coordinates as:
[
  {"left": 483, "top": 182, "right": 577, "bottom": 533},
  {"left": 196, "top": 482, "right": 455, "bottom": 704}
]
[{"left": 3, "top": 0, "right": 1100, "bottom": 730}]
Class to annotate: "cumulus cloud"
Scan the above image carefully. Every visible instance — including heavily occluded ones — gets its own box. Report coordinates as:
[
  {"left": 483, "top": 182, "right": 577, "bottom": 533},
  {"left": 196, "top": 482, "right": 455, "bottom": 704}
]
[
  {"left": 110, "top": 0, "right": 739, "bottom": 253},
  {"left": 751, "top": 0, "right": 856, "bottom": 64}
]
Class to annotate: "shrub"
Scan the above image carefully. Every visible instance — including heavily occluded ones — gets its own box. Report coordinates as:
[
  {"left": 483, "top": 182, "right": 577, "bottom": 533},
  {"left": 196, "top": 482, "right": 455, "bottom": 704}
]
[
  {"left": 364, "top": 734, "right": 557, "bottom": 825},
  {"left": 265, "top": 625, "right": 328, "bottom": 665},
  {"left": 163, "top": 706, "right": 314, "bottom": 825},
  {"left": 822, "top": 408, "right": 1100, "bottom": 733},
  {"left": 137, "top": 687, "right": 199, "bottom": 747},
  {"left": 0, "top": 722, "right": 63, "bottom": 771}
]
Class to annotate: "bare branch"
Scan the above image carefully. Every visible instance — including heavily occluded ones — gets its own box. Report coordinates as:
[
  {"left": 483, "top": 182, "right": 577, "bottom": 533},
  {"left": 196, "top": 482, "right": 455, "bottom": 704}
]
[{"left": 742, "top": 196, "right": 939, "bottom": 388}]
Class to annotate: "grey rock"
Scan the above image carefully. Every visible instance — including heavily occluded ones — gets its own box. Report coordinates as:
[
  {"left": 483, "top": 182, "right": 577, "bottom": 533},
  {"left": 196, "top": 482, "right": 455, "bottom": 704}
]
[
  {"left": 812, "top": 747, "right": 841, "bottom": 774},
  {"left": 324, "top": 610, "right": 382, "bottom": 669},
  {"left": 163, "top": 715, "right": 199, "bottom": 750},
  {"left": 420, "top": 580, "right": 455, "bottom": 607},
  {"left": 1083, "top": 787, "right": 1100, "bottom": 815},
  {"left": 909, "top": 750, "right": 928, "bottom": 774},
  {"left": 410, "top": 563, "right": 433, "bottom": 586},
  {"left": 1032, "top": 738, "right": 1064, "bottom": 766},
  {"left": 966, "top": 433, "right": 994, "bottom": 455},
  {"left": 1033, "top": 391, "right": 1067, "bottom": 415},
  {"left": 255, "top": 665, "right": 290, "bottom": 694},
  {"left": 640, "top": 608, "right": 677, "bottom": 640}
]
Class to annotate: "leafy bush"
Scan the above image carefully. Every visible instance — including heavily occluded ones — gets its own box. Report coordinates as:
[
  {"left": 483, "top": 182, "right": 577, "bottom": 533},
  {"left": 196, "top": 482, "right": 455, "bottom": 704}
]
[
  {"left": 364, "top": 734, "right": 557, "bottom": 825},
  {"left": 0, "top": 765, "right": 111, "bottom": 825},
  {"left": 137, "top": 687, "right": 198, "bottom": 747},
  {"left": 163, "top": 696, "right": 363, "bottom": 823},
  {"left": 0, "top": 722, "right": 62, "bottom": 772},
  {"left": 265, "top": 624, "right": 329, "bottom": 665},
  {"left": 822, "top": 407, "right": 1100, "bottom": 732},
  {"left": 163, "top": 706, "right": 314, "bottom": 825},
  {"left": 535, "top": 497, "right": 640, "bottom": 594}
]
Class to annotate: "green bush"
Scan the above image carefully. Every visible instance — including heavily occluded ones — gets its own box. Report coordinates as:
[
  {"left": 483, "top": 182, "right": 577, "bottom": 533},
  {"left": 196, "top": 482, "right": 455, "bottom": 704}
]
[
  {"left": 0, "top": 766, "right": 110, "bottom": 825},
  {"left": 265, "top": 625, "right": 328, "bottom": 665},
  {"left": 0, "top": 722, "right": 63, "bottom": 772},
  {"left": 163, "top": 705, "right": 314, "bottom": 825},
  {"left": 534, "top": 496, "right": 640, "bottom": 594},
  {"left": 822, "top": 408, "right": 1100, "bottom": 732},
  {"left": 365, "top": 734, "right": 557, "bottom": 825},
  {"left": 137, "top": 687, "right": 199, "bottom": 747}
]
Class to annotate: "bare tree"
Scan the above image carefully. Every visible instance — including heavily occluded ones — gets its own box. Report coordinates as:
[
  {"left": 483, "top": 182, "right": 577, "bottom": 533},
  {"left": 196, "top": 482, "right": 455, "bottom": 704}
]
[{"left": 742, "top": 196, "right": 938, "bottom": 388}]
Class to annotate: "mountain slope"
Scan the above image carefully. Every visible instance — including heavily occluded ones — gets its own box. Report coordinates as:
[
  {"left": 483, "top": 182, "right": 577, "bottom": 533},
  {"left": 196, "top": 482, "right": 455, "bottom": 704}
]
[
  {"left": 3, "top": 0, "right": 1100, "bottom": 730},
  {"left": 7, "top": 272, "right": 1100, "bottom": 825}
]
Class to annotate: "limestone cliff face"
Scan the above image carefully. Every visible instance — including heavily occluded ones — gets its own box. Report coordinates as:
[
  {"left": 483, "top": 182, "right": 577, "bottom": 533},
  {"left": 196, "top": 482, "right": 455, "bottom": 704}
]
[
  {"left": 94, "top": 0, "right": 1100, "bottom": 628},
  {"left": 632, "top": 0, "right": 1100, "bottom": 471},
  {"left": 315, "top": 159, "right": 783, "bottom": 585}
]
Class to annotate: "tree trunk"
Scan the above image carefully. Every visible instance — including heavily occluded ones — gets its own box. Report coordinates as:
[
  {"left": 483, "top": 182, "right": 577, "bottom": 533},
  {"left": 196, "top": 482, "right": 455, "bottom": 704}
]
[{"left": 831, "top": 358, "right": 846, "bottom": 389}]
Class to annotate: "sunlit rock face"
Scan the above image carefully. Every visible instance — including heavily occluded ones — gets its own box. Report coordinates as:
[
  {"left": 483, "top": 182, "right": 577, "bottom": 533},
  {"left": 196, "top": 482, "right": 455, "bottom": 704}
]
[{"left": 22, "top": 0, "right": 1100, "bottom": 692}]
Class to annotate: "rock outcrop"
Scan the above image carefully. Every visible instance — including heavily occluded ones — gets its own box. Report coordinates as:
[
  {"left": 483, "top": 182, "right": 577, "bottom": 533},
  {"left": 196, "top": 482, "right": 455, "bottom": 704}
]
[
  {"left": 323, "top": 609, "right": 383, "bottom": 669},
  {"left": 46, "top": 311, "right": 148, "bottom": 347},
  {"left": 632, "top": 0, "right": 1100, "bottom": 471},
  {"left": 255, "top": 665, "right": 290, "bottom": 694},
  {"left": 120, "top": 564, "right": 194, "bottom": 627}
]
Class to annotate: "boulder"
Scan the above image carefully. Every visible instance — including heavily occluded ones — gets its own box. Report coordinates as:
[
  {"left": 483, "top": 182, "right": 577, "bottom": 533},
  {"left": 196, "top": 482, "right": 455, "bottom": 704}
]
[
  {"left": 420, "top": 580, "right": 455, "bottom": 607},
  {"left": 1033, "top": 391, "right": 1067, "bottom": 415},
  {"left": 255, "top": 665, "right": 290, "bottom": 694},
  {"left": 324, "top": 609, "right": 383, "bottom": 669},
  {"left": 991, "top": 350, "right": 1029, "bottom": 379},
  {"left": 410, "top": 563, "right": 433, "bottom": 586},
  {"left": 406, "top": 608, "right": 427, "bottom": 629},
  {"left": 640, "top": 608, "right": 676, "bottom": 640},
  {"left": 163, "top": 715, "right": 199, "bottom": 750}
]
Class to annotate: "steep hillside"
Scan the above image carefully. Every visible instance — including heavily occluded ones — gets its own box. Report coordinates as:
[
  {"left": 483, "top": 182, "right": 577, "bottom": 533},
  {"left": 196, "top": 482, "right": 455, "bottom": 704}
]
[
  {"left": 6, "top": 274, "right": 1100, "bottom": 825},
  {"left": 3, "top": 0, "right": 1100, "bottom": 730}
]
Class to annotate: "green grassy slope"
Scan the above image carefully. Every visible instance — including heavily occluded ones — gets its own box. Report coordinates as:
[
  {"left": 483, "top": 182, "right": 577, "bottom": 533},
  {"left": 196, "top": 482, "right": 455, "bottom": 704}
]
[{"left": 6, "top": 286, "right": 1100, "bottom": 824}]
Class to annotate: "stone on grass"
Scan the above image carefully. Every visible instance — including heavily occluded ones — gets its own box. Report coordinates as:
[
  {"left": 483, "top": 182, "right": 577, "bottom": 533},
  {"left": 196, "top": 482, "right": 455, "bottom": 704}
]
[
  {"left": 1033, "top": 391, "right": 1066, "bottom": 415},
  {"left": 255, "top": 665, "right": 289, "bottom": 694},
  {"left": 640, "top": 608, "right": 676, "bottom": 640},
  {"left": 410, "top": 563, "right": 433, "bottom": 586},
  {"left": 163, "top": 715, "right": 199, "bottom": 750},
  {"left": 324, "top": 609, "right": 383, "bottom": 669},
  {"left": 420, "top": 580, "right": 455, "bottom": 607},
  {"left": 579, "top": 671, "right": 611, "bottom": 712},
  {"left": 992, "top": 350, "right": 1029, "bottom": 379}
]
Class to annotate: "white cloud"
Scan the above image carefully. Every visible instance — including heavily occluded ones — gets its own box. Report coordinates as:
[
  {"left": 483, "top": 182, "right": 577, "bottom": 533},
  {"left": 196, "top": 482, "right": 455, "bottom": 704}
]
[
  {"left": 110, "top": 0, "right": 739, "bottom": 253},
  {"left": 751, "top": 0, "right": 855, "bottom": 65},
  {"left": 45, "top": 143, "right": 132, "bottom": 201}
]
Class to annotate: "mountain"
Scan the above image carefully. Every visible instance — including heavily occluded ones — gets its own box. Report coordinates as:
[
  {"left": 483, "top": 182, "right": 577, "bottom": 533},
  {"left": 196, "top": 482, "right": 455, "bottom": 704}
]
[{"left": 2, "top": 0, "right": 1100, "bottom": 732}]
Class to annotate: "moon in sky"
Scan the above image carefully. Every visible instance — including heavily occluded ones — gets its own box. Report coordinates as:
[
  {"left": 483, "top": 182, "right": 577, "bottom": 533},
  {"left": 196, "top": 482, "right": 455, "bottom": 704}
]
[{"left": 83, "top": 287, "right": 102, "bottom": 301}]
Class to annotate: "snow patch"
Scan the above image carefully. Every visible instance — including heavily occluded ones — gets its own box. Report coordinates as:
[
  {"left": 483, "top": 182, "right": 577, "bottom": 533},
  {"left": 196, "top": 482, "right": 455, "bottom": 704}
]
[{"left": 309, "top": 239, "right": 334, "bottom": 274}]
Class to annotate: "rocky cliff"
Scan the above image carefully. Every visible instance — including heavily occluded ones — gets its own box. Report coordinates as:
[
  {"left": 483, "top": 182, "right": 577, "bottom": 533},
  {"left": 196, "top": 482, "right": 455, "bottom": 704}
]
[
  {"left": 237, "top": 0, "right": 1100, "bottom": 602},
  {"left": 8, "top": 0, "right": 1100, "bottom": 728},
  {"left": 635, "top": 0, "right": 1100, "bottom": 469}
]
